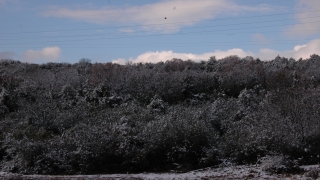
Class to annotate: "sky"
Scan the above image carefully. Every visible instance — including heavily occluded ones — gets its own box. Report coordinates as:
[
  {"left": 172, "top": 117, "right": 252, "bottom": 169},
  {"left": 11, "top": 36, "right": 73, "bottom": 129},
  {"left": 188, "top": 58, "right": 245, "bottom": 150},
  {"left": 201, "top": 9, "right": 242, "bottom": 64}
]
[{"left": 0, "top": 0, "right": 320, "bottom": 64}]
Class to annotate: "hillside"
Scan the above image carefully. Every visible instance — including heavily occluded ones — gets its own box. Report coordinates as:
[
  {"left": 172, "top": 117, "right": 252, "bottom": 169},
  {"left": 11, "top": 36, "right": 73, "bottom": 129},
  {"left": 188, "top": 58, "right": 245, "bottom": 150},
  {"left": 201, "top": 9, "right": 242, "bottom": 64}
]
[{"left": 1, "top": 55, "right": 320, "bottom": 175}]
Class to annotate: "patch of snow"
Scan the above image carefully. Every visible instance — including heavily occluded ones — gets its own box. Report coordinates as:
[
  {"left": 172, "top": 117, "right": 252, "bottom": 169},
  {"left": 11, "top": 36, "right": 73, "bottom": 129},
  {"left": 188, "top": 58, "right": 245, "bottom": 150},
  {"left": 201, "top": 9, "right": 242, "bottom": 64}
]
[{"left": 1, "top": 164, "right": 319, "bottom": 179}]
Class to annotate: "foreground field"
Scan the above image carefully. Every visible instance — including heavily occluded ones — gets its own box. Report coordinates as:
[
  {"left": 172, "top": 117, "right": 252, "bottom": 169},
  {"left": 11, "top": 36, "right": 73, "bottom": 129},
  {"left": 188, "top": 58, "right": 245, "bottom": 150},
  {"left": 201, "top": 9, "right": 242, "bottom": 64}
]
[{"left": 0, "top": 165, "right": 319, "bottom": 180}]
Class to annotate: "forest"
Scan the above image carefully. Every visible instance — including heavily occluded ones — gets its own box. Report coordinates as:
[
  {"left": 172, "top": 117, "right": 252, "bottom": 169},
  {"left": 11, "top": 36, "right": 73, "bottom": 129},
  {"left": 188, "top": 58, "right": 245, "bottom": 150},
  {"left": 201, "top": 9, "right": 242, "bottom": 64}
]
[{"left": 0, "top": 54, "right": 320, "bottom": 175}]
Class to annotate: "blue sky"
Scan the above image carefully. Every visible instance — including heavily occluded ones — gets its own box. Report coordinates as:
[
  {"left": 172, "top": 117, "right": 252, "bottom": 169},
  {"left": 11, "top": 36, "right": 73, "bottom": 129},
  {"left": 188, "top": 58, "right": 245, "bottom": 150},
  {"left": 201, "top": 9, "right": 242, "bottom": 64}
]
[{"left": 0, "top": 0, "right": 320, "bottom": 64}]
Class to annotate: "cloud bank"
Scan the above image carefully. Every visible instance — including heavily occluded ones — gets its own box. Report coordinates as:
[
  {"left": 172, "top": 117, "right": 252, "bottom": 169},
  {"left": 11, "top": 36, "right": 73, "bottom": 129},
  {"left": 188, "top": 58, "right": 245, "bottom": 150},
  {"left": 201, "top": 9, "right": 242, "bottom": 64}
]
[
  {"left": 0, "top": 51, "right": 15, "bottom": 60},
  {"left": 42, "top": 0, "right": 274, "bottom": 32},
  {"left": 112, "top": 39, "right": 320, "bottom": 64},
  {"left": 22, "top": 46, "right": 61, "bottom": 63},
  {"left": 285, "top": 0, "right": 320, "bottom": 37}
]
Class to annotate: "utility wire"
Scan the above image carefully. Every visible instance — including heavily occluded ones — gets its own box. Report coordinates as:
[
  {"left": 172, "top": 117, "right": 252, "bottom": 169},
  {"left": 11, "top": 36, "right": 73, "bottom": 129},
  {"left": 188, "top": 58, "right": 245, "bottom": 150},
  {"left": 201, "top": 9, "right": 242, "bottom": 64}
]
[
  {"left": 1, "top": 14, "right": 320, "bottom": 41},
  {"left": 1, "top": 20, "right": 319, "bottom": 45},
  {"left": 1, "top": 8, "right": 320, "bottom": 35},
  {"left": 1, "top": 40, "right": 317, "bottom": 49},
  {"left": 2, "top": 29, "right": 318, "bottom": 48},
  {"left": 0, "top": 34, "right": 315, "bottom": 47},
  {"left": 0, "top": 0, "right": 293, "bottom": 23},
  {"left": 0, "top": 30, "right": 317, "bottom": 48}
]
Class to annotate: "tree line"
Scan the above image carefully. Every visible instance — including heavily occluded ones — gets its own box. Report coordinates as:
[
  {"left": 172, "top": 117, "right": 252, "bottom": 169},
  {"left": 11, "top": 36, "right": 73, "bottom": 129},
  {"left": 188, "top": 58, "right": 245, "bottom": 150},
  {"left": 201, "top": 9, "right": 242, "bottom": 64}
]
[{"left": 0, "top": 54, "right": 320, "bottom": 174}]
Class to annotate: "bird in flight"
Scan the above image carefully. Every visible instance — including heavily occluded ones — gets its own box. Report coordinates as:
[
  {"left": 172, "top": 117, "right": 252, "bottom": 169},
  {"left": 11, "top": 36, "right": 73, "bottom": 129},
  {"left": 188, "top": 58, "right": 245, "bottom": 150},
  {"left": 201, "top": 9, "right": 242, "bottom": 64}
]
[{"left": 164, "top": 17, "right": 167, "bottom": 19}]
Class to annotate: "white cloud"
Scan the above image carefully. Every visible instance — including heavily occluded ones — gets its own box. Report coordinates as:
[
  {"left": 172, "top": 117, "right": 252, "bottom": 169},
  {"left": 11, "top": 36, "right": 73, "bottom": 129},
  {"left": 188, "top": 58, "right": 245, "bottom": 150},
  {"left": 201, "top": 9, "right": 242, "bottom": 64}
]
[
  {"left": 252, "top": 33, "right": 269, "bottom": 43},
  {"left": 42, "top": 0, "right": 274, "bottom": 33},
  {"left": 256, "top": 39, "right": 320, "bottom": 60},
  {"left": 22, "top": 46, "right": 61, "bottom": 63},
  {"left": 285, "top": 0, "right": 320, "bottom": 37},
  {"left": 112, "top": 58, "right": 127, "bottom": 65},
  {"left": 113, "top": 49, "right": 253, "bottom": 64},
  {"left": 119, "top": 28, "right": 135, "bottom": 33},
  {"left": 293, "top": 44, "right": 307, "bottom": 51},
  {"left": 112, "top": 39, "right": 320, "bottom": 64},
  {"left": 0, "top": 51, "right": 15, "bottom": 59}
]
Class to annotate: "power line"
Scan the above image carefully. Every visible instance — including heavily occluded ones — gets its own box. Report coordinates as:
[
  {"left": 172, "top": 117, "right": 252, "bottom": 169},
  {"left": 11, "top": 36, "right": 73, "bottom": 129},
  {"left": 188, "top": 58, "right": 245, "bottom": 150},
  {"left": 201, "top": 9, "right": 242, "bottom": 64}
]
[
  {"left": 1, "top": 29, "right": 319, "bottom": 46},
  {"left": 1, "top": 8, "right": 320, "bottom": 35},
  {"left": 0, "top": 30, "right": 316, "bottom": 48},
  {"left": 0, "top": 39, "right": 316, "bottom": 49},
  {"left": 0, "top": 0, "right": 293, "bottom": 24},
  {"left": 2, "top": 14, "right": 320, "bottom": 41},
  {"left": 1, "top": 20, "right": 319, "bottom": 45}
]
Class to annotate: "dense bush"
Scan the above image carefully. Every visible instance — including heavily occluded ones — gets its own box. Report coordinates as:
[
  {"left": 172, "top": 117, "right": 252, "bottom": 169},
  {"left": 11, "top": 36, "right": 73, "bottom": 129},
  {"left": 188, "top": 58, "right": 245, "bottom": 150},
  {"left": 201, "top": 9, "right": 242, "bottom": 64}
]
[
  {"left": 260, "top": 155, "right": 302, "bottom": 174},
  {"left": 1, "top": 55, "right": 320, "bottom": 175}
]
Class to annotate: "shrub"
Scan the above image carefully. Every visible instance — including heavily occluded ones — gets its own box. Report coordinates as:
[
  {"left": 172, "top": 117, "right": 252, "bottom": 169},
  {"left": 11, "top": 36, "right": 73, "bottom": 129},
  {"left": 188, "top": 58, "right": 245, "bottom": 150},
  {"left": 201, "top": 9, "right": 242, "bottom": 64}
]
[{"left": 260, "top": 155, "right": 302, "bottom": 174}]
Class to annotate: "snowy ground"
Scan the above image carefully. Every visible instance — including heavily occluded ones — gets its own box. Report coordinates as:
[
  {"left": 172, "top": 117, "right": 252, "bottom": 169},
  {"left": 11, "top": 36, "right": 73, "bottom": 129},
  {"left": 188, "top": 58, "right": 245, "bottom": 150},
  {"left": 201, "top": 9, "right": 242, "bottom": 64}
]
[{"left": 0, "top": 165, "right": 319, "bottom": 180}]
